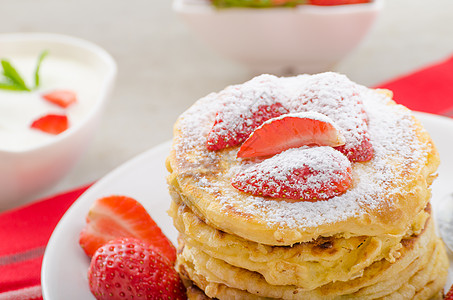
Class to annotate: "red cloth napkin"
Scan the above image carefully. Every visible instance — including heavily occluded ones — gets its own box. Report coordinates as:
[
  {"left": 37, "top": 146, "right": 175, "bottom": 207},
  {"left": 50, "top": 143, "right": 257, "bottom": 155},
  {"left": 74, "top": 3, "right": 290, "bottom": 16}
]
[
  {"left": 0, "top": 185, "right": 91, "bottom": 300},
  {"left": 0, "top": 55, "right": 452, "bottom": 300},
  {"left": 375, "top": 55, "right": 453, "bottom": 116}
]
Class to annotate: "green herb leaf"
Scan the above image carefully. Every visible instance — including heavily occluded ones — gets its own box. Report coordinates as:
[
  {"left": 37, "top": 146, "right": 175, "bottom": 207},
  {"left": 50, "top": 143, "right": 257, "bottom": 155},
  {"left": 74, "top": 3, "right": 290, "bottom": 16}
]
[
  {"left": 0, "top": 80, "right": 26, "bottom": 91},
  {"left": 1, "top": 59, "right": 30, "bottom": 91},
  {"left": 34, "top": 50, "right": 49, "bottom": 88}
]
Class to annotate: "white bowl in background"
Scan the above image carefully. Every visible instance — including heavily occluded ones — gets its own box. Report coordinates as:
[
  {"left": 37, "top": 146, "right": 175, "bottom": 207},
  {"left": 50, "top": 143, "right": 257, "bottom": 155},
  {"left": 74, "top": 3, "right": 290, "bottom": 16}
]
[
  {"left": 173, "top": 0, "right": 383, "bottom": 74},
  {"left": 0, "top": 33, "right": 116, "bottom": 210}
]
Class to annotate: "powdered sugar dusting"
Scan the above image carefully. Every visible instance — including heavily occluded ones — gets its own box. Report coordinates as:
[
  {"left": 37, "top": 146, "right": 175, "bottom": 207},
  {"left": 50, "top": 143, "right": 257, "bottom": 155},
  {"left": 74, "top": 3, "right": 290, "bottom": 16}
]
[
  {"left": 176, "top": 75, "right": 281, "bottom": 154},
  {"left": 172, "top": 72, "right": 431, "bottom": 230},
  {"left": 238, "top": 146, "right": 350, "bottom": 181},
  {"left": 213, "top": 75, "right": 284, "bottom": 128},
  {"left": 206, "top": 75, "right": 289, "bottom": 150},
  {"left": 263, "top": 111, "right": 341, "bottom": 130},
  {"left": 282, "top": 73, "right": 371, "bottom": 161}
]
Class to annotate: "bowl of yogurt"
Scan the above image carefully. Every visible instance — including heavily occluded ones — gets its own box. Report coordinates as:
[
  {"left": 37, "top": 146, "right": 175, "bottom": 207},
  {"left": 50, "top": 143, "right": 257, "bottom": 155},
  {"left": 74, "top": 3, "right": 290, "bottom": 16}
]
[{"left": 0, "top": 33, "right": 117, "bottom": 210}]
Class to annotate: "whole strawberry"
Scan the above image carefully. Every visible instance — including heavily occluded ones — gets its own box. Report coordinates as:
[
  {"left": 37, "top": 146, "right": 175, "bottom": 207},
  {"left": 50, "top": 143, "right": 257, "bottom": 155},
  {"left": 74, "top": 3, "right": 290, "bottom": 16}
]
[{"left": 88, "top": 237, "right": 186, "bottom": 300}]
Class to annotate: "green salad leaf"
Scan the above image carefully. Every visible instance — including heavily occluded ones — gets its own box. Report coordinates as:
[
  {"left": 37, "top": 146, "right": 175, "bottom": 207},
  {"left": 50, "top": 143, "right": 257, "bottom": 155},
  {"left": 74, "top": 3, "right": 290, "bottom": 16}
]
[
  {"left": 0, "top": 50, "right": 49, "bottom": 92},
  {"left": 211, "top": 0, "right": 306, "bottom": 8}
]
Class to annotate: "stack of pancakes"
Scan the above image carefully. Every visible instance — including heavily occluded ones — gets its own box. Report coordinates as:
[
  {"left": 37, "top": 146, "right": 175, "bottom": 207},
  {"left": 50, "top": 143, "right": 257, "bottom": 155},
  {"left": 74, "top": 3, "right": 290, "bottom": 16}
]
[{"left": 166, "top": 73, "right": 449, "bottom": 299}]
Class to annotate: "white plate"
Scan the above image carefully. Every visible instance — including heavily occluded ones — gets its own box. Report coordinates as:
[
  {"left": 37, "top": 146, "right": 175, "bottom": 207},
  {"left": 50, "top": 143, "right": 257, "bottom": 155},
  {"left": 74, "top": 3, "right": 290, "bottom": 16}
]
[{"left": 42, "top": 112, "right": 453, "bottom": 299}]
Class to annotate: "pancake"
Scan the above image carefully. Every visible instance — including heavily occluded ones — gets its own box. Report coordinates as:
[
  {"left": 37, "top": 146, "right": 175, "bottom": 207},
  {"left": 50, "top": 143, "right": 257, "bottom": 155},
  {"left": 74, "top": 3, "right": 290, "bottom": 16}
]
[
  {"left": 166, "top": 72, "right": 448, "bottom": 299},
  {"left": 176, "top": 216, "right": 448, "bottom": 299},
  {"left": 169, "top": 199, "right": 431, "bottom": 289},
  {"left": 166, "top": 73, "right": 439, "bottom": 246},
  {"left": 180, "top": 238, "right": 447, "bottom": 300}
]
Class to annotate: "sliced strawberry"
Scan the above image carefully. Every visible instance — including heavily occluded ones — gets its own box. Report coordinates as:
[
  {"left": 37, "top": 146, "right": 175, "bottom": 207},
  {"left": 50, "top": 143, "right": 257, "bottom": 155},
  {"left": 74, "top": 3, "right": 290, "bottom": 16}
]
[
  {"left": 287, "top": 72, "right": 374, "bottom": 162},
  {"left": 207, "top": 102, "right": 289, "bottom": 151},
  {"left": 30, "top": 114, "right": 68, "bottom": 135},
  {"left": 232, "top": 146, "right": 352, "bottom": 201},
  {"left": 42, "top": 90, "right": 77, "bottom": 108},
  {"left": 79, "top": 195, "right": 176, "bottom": 263},
  {"left": 445, "top": 284, "right": 453, "bottom": 300},
  {"left": 237, "top": 112, "right": 345, "bottom": 159},
  {"left": 336, "top": 135, "right": 373, "bottom": 162},
  {"left": 88, "top": 237, "right": 186, "bottom": 300},
  {"left": 309, "top": 0, "right": 370, "bottom": 5}
]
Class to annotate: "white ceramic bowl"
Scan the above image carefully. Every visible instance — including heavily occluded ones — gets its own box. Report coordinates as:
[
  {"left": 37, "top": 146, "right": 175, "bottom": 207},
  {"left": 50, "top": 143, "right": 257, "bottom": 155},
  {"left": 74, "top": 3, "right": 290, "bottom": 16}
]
[
  {"left": 173, "top": 0, "right": 383, "bottom": 74},
  {"left": 0, "top": 33, "right": 116, "bottom": 210}
]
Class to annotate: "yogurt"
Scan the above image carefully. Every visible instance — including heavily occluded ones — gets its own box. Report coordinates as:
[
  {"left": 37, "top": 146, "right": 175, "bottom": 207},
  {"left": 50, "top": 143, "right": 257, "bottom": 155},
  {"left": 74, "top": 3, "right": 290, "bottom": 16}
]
[{"left": 0, "top": 53, "right": 102, "bottom": 151}]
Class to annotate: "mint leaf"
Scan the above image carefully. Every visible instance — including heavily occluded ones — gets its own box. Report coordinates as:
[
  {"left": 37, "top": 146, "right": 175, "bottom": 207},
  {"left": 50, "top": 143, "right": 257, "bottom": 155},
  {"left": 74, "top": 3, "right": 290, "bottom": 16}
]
[
  {"left": 0, "top": 50, "right": 49, "bottom": 92},
  {"left": 34, "top": 50, "right": 49, "bottom": 88},
  {"left": 1, "top": 60, "right": 30, "bottom": 91},
  {"left": 0, "top": 80, "right": 26, "bottom": 91}
]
